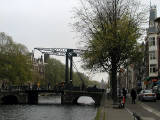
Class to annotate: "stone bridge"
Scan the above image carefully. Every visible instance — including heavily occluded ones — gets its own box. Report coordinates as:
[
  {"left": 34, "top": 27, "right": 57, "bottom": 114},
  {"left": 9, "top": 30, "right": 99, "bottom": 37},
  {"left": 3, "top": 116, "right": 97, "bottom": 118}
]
[
  {"left": 0, "top": 89, "right": 105, "bottom": 105},
  {"left": 0, "top": 91, "right": 28, "bottom": 104},
  {"left": 61, "top": 90, "right": 104, "bottom": 105}
]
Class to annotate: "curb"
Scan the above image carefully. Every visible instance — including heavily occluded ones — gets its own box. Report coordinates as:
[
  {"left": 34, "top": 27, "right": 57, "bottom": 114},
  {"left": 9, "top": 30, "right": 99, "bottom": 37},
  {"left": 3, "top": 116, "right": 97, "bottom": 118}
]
[
  {"left": 125, "top": 108, "right": 142, "bottom": 120},
  {"left": 126, "top": 102, "right": 158, "bottom": 120}
]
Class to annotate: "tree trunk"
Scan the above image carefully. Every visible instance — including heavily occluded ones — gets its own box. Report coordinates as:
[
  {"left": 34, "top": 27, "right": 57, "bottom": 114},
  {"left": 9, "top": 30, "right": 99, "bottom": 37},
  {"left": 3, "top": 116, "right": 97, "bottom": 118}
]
[{"left": 111, "top": 61, "right": 118, "bottom": 104}]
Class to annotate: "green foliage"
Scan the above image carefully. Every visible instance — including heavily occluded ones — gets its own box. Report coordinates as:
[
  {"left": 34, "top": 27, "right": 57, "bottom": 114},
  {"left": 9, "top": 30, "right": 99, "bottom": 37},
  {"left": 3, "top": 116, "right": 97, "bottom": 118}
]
[
  {"left": 0, "top": 32, "right": 32, "bottom": 85},
  {"left": 73, "top": 0, "right": 146, "bottom": 102},
  {"left": 0, "top": 32, "right": 100, "bottom": 87},
  {"left": 130, "top": 43, "right": 145, "bottom": 66},
  {"left": 95, "top": 107, "right": 102, "bottom": 120},
  {"left": 31, "top": 70, "right": 43, "bottom": 85},
  {"left": 73, "top": 0, "right": 146, "bottom": 72},
  {"left": 45, "top": 58, "right": 100, "bottom": 87},
  {"left": 45, "top": 58, "right": 65, "bottom": 87}
]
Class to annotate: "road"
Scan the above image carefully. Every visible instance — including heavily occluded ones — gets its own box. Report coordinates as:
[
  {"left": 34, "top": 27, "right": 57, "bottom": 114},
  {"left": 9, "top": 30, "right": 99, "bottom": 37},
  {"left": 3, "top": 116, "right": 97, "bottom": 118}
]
[
  {"left": 143, "top": 100, "right": 160, "bottom": 111},
  {"left": 126, "top": 98, "right": 160, "bottom": 120}
]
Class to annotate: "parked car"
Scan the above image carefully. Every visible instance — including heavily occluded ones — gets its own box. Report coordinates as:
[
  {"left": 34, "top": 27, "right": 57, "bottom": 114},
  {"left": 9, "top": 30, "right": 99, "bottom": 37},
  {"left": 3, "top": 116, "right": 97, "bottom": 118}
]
[
  {"left": 152, "top": 86, "right": 160, "bottom": 99},
  {"left": 138, "top": 89, "right": 156, "bottom": 102}
]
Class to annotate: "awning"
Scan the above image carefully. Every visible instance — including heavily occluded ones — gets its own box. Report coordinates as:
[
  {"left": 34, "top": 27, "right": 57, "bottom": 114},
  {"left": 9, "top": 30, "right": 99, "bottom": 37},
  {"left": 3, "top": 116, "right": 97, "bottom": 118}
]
[{"left": 152, "top": 79, "right": 158, "bottom": 82}]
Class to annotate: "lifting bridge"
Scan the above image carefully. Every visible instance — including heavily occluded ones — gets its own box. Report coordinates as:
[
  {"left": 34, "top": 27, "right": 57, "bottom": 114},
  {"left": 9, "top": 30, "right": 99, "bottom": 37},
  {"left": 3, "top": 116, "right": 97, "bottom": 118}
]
[
  {"left": 0, "top": 48, "right": 105, "bottom": 106},
  {"left": 34, "top": 47, "right": 85, "bottom": 84}
]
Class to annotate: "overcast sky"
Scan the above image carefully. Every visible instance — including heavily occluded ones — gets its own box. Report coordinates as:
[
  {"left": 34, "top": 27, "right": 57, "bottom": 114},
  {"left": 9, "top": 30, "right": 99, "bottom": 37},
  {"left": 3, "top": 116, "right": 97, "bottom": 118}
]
[{"left": 0, "top": 0, "right": 159, "bottom": 82}]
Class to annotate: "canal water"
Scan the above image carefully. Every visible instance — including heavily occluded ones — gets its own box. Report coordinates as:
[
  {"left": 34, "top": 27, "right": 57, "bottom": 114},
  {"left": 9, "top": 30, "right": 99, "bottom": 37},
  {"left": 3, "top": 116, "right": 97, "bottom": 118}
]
[{"left": 0, "top": 96, "right": 97, "bottom": 120}]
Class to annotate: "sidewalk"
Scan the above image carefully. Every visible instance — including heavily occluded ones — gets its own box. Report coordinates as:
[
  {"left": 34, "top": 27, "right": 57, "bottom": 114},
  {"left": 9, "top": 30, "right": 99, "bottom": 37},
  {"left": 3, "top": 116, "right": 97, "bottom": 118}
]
[
  {"left": 98, "top": 96, "right": 133, "bottom": 120},
  {"left": 99, "top": 96, "right": 160, "bottom": 120},
  {"left": 104, "top": 98, "right": 133, "bottom": 120}
]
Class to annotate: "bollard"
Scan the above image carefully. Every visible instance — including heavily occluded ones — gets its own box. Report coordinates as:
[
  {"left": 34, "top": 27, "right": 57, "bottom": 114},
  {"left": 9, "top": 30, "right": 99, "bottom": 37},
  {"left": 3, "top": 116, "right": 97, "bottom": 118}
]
[{"left": 133, "top": 112, "right": 141, "bottom": 120}]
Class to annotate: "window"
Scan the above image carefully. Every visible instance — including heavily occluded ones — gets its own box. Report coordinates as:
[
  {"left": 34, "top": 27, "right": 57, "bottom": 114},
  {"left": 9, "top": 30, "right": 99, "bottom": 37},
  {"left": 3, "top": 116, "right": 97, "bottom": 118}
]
[
  {"left": 149, "top": 37, "right": 155, "bottom": 46},
  {"left": 149, "top": 51, "right": 156, "bottom": 60},
  {"left": 150, "top": 64, "right": 156, "bottom": 73}
]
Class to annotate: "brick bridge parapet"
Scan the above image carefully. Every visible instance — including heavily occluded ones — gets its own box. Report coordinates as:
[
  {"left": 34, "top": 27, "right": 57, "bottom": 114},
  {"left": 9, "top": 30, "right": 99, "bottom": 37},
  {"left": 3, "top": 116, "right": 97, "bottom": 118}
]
[{"left": 61, "top": 90, "right": 104, "bottom": 106}]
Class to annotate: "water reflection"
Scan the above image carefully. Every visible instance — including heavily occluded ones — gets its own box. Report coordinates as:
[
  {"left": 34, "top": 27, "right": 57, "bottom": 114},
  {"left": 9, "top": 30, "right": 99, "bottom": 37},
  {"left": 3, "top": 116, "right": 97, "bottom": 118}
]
[
  {"left": 0, "top": 96, "right": 97, "bottom": 120},
  {"left": 77, "top": 96, "right": 95, "bottom": 105}
]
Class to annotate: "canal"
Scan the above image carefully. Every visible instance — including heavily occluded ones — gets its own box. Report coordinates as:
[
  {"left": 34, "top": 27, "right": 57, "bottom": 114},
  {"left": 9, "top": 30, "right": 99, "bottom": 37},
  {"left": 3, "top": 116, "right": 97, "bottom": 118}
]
[{"left": 0, "top": 95, "right": 97, "bottom": 120}]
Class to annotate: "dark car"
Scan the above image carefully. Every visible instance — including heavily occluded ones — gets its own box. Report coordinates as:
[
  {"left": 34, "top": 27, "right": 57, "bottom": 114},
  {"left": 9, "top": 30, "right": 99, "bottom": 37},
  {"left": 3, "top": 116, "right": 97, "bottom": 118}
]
[{"left": 152, "top": 86, "right": 160, "bottom": 99}]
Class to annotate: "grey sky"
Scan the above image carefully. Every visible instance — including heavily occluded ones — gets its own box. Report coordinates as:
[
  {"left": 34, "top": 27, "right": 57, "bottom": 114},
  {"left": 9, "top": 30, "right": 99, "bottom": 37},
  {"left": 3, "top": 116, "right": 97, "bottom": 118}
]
[
  {"left": 0, "top": 0, "right": 159, "bottom": 82},
  {"left": 0, "top": 0, "right": 80, "bottom": 50}
]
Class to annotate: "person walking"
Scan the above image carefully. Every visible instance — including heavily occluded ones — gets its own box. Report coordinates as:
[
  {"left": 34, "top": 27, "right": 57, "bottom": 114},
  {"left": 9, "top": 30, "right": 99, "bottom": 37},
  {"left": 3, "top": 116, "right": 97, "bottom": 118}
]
[
  {"left": 130, "top": 88, "right": 137, "bottom": 104},
  {"left": 120, "top": 88, "right": 126, "bottom": 108}
]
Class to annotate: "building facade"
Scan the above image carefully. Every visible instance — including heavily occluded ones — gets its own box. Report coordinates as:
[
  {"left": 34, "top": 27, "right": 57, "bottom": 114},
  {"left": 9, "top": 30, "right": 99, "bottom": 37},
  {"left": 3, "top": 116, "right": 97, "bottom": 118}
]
[
  {"left": 145, "top": 5, "right": 160, "bottom": 88},
  {"left": 108, "top": 6, "right": 160, "bottom": 91}
]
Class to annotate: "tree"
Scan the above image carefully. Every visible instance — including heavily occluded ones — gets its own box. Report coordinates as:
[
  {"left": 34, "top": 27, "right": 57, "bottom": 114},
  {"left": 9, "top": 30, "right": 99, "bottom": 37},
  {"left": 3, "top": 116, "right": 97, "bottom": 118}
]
[
  {"left": 73, "top": 0, "right": 146, "bottom": 103},
  {"left": 44, "top": 58, "right": 100, "bottom": 87},
  {"left": 45, "top": 58, "right": 65, "bottom": 87},
  {"left": 0, "top": 32, "right": 32, "bottom": 85}
]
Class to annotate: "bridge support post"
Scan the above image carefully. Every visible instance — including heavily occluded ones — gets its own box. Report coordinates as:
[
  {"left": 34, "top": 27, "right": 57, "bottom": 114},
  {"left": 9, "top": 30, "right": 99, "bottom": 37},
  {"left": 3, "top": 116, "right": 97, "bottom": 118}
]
[
  {"left": 70, "top": 56, "right": 73, "bottom": 82},
  {"left": 94, "top": 97, "right": 102, "bottom": 106},
  {"left": 27, "top": 91, "right": 38, "bottom": 104},
  {"left": 61, "top": 94, "right": 74, "bottom": 104},
  {"left": 65, "top": 51, "right": 69, "bottom": 83}
]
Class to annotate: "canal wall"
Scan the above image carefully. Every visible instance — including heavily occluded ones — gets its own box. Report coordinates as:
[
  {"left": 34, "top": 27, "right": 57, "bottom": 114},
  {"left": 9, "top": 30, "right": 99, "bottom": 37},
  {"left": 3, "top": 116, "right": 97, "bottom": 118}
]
[
  {"left": 0, "top": 91, "right": 28, "bottom": 104},
  {"left": 94, "top": 94, "right": 106, "bottom": 120}
]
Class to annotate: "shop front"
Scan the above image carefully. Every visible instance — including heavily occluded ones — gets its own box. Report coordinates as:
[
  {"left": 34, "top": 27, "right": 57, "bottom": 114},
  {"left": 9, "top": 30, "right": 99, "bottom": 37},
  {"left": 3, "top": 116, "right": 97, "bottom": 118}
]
[{"left": 144, "top": 77, "right": 158, "bottom": 89}]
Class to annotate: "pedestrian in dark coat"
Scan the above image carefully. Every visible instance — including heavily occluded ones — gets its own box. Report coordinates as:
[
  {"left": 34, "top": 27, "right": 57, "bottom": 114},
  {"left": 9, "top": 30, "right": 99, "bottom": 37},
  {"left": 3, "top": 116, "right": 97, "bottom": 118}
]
[{"left": 131, "top": 88, "right": 137, "bottom": 104}]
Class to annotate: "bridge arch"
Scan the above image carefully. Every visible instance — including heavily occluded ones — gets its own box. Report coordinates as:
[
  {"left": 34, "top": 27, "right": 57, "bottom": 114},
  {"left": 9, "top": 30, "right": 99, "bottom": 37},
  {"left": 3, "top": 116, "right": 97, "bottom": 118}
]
[
  {"left": 72, "top": 95, "right": 97, "bottom": 105},
  {"left": 61, "top": 90, "right": 103, "bottom": 106},
  {"left": 1, "top": 95, "right": 19, "bottom": 104}
]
